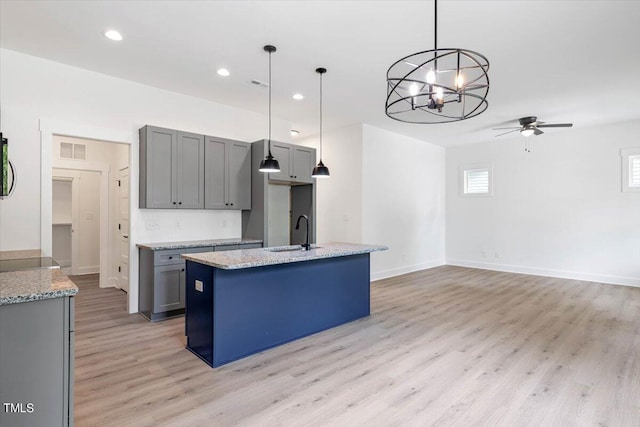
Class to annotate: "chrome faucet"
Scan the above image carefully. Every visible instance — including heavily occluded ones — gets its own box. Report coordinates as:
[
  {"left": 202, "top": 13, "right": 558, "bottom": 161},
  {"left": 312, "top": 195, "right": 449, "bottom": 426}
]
[{"left": 295, "top": 215, "right": 310, "bottom": 250}]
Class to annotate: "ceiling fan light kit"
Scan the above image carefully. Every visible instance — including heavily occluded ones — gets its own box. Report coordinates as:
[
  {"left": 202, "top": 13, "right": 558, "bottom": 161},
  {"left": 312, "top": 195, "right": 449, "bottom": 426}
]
[
  {"left": 385, "top": 0, "right": 490, "bottom": 124},
  {"left": 493, "top": 116, "right": 573, "bottom": 138}
]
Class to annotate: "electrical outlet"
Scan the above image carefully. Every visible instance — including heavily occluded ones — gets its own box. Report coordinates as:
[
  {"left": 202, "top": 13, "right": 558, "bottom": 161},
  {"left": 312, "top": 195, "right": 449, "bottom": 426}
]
[
  {"left": 195, "top": 280, "right": 203, "bottom": 292},
  {"left": 222, "top": 219, "right": 227, "bottom": 228},
  {"left": 175, "top": 220, "right": 181, "bottom": 229},
  {"left": 145, "top": 221, "right": 159, "bottom": 230},
  {"left": 481, "top": 250, "right": 488, "bottom": 258}
]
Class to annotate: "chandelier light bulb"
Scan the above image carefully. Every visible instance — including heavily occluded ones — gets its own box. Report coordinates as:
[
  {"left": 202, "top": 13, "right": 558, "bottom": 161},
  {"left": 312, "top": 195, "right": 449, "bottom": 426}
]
[
  {"left": 426, "top": 68, "right": 436, "bottom": 84},
  {"left": 409, "top": 83, "right": 419, "bottom": 96},
  {"left": 435, "top": 86, "right": 444, "bottom": 100},
  {"left": 456, "top": 73, "right": 464, "bottom": 89}
]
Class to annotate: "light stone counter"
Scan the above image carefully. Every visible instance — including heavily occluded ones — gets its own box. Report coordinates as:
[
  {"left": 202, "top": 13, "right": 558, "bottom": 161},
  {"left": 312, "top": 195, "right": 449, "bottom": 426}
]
[
  {"left": 0, "top": 268, "right": 78, "bottom": 305},
  {"left": 182, "top": 242, "right": 388, "bottom": 270},
  {"left": 137, "top": 238, "right": 263, "bottom": 251}
]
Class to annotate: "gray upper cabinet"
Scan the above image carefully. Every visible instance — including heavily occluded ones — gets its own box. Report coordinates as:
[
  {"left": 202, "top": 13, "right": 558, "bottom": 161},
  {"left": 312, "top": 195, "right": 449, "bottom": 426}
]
[
  {"left": 268, "top": 142, "right": 292, "bottom": 182},
  {"left": 268, "top": 141, "right": 315, "bottom": 184},
  {"left": 139, "top": 125, "right": 204, "bottom": 209},
  {"left": 176, "top": 131, "right": 205, "bottom": 208},
  {"left": 292, "top": 146, "right": 314, "bottom": 183},
  {"left": 204, "top": 136, "right": 251, "bottom": 210}
]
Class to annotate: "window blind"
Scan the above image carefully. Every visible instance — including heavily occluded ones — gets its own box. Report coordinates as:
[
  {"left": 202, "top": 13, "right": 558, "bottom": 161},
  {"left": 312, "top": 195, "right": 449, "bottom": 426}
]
[
  {"left": 631, "top": 155, "right": 640, "bottom": 187},
  {"left": 465, "top": 169, "right": 489, "bottom": 194}
]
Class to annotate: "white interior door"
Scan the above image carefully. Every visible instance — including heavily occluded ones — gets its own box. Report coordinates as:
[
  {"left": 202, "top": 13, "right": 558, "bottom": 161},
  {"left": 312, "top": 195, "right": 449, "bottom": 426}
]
[{"left": 118, "top": 167, "right": 130, "bottom": 292}]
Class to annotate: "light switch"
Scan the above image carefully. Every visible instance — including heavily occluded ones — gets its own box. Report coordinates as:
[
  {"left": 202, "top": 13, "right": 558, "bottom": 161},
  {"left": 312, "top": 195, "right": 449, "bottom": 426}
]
[{"left": 195, "top": 280, "right": 203, "bottom": 292}]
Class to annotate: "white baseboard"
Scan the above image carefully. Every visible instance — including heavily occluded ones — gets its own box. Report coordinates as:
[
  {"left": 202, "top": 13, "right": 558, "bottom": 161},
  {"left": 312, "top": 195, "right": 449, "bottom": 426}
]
[
  {"left": 371, "top": 258, "right": 446, "bottom": 282},
  {"left": 446, "top": 258, "right": 640, "bottom": 288},
  {"left": 76, "top": 265, "right": 99, "bottom": 275}
]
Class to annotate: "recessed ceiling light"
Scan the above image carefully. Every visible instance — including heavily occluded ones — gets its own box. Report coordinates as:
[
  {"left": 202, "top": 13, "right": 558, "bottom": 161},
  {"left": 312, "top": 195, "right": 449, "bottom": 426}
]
[
  {"left": 103, "top": 29, "right": 123, "bottom": 41},
  {"left": 217, "top": 68, "right": 230, "bottom": 77},
  {"left": 293, "top": 93, "right": 304, "bottom": 100},
  {"left": 291, "top": 130, "right": 300, "bottom": 137}
]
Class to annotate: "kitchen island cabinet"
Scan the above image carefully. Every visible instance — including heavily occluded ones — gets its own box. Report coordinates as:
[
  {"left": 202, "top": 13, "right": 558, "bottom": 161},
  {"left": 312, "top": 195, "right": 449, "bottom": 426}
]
[{"left": 182, "top": 242, "right": 387, "bottom": 367}]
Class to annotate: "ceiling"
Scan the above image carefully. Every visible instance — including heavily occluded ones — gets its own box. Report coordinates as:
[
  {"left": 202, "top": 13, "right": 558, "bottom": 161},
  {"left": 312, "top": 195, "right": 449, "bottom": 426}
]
[{"left": 1, "top": 1, "right": 639, "bottom": 147}]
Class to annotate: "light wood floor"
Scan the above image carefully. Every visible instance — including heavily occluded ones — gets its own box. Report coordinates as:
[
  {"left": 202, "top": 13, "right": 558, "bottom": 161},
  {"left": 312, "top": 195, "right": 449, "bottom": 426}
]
[{"left": 71, "top": 267, "right": 640, "bottom": 427}]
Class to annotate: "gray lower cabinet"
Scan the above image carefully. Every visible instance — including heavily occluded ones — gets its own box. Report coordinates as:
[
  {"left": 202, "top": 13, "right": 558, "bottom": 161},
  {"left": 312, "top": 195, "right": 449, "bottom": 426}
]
[
  {"left": 0, "top": 296, "right": 74, "bottom": 427},
  {"left": 139, "top": 243, "right": 262, "bottom": 321},
  {"left": 204, "top": 136, "right": 251, "bottom": 210},
  {"left": 267, "top": 141, "right": 315, "bottom": 184},
  {"left": 139, "top": 125, "right": 205, "bottom": 209}
]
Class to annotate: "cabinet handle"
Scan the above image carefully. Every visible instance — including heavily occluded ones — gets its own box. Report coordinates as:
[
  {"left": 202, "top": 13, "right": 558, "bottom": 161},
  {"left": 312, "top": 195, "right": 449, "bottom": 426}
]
[
  {"left": 294, "top": 176, "right": 297, "bottom": 179},
  {"left": 169, "top": 256, "right": 173, "bottom": 259},
  {"left": 225, "top": 203, "right": 229, "bottom": 206},
  {"left": 179, "top": 202, "right": 182, "bottom": 205},
  {"left": 181, "top": 268, "right": 185, "bottom": 272},
  {"left": 230, "top": 203, "right": 234, "bottom": 206},
  {"left": 173, "top": 202, "right": 177, "bottom": 205}
]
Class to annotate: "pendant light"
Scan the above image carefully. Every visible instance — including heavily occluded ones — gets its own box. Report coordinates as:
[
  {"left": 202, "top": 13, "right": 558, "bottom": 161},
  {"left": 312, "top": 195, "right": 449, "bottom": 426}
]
[
  {"left": 259, "top": 45, "right": 281, "bottom": 173},
  {"left": 311, "top": 67, "right": 330, "bottom": 178},
  {"left": 385, "top": 0, "right": 490, "bottom": 123}
]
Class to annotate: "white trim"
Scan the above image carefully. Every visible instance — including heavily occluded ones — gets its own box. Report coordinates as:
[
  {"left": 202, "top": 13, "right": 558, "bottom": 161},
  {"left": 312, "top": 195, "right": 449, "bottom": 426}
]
[
  {"left": 446, "top": 258, "right": 640, "bottom": 288},
  {"left": 40, "top": 118, "right": 137, "bottom": 313},
  {"left": 76, "top": 265, "right": 100, "bottom": 275},
  {"left": 371, "top": 258, "right": 446, "bottom": 282}
]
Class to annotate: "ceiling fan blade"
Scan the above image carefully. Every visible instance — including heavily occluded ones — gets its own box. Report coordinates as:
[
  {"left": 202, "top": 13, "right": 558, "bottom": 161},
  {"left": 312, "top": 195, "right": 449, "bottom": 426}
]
[
  {"left": 536, "top": 123, "right": 573, "bottom": 128},
  {"left": 495, "top": 129, "right": 520, "bottom": 137},
  {"left": 533, "top": 128, "right": 544, "bottom": 135},
  {"left": 492, "top": 127, "right": 520, "bottom": 130}
]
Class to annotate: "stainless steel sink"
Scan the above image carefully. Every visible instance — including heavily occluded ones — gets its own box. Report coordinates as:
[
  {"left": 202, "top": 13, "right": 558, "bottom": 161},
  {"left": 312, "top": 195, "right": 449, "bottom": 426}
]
[{"left": 265, "top": 246, "right": 321, "bottom": 253}]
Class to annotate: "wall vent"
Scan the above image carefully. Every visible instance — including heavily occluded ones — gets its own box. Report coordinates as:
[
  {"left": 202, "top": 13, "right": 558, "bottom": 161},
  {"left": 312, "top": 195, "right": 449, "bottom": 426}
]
[{"left": 60, "top": 142, "right": 87, "bottom": 160}]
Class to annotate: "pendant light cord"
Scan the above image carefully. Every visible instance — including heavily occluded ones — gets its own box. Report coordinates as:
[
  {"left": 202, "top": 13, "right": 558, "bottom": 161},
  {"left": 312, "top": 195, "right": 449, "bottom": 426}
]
[
  {"left": 434, "top": 0, "right": 437, "bottom": 50},
  {"left": 268, "top": 50, "right": 272, "bottom": 156},
  {"left": 319, "top": 72, "right": 323, "bottom": 161}
]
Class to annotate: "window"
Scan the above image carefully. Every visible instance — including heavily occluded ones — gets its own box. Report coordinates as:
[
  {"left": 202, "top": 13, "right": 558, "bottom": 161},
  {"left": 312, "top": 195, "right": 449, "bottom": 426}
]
[
  {"left": 460, "top": 163, "right": 492, "bottom": 196},
  {"left": 630, "top": 155, "right": 640, "bottom": 187},
  {"left": 621, "top": 147, "right": 640, "bottom": 192}
]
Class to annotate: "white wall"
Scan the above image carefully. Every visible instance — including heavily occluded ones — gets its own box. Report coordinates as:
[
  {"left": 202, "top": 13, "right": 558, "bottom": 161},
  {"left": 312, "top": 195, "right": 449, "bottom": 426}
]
[
  {"left": 362, "top": 125, "right": 446, "bottom": 280},
  {"left": 300, "top": 124, "right": 364, "bottom": 244},
  {"left": 300, "top": 124, "right": 447, "bottom": 280},
  {"left": 446, "top": 119, "right": 640, "bottom": 287},
  {"left": 0, "top": 48, "right": 292, "bottom": 312}
]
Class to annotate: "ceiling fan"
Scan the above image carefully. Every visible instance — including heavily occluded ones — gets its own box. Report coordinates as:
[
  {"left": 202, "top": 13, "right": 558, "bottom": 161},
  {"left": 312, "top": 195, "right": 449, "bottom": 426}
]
[{"left": 493, "top": 116, "right": 573, "bottom": 137}]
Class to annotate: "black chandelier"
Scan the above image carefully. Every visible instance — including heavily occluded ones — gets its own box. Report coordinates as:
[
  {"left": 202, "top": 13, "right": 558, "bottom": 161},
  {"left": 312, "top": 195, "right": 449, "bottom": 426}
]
[{"left": 385, "top": 0, "right": 490, "bottom": 124}]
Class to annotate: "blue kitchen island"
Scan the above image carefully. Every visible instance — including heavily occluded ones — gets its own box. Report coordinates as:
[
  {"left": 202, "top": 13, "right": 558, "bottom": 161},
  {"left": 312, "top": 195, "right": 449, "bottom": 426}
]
[{"left": 182, "top": 242, "right": 387, "bottom": 367}]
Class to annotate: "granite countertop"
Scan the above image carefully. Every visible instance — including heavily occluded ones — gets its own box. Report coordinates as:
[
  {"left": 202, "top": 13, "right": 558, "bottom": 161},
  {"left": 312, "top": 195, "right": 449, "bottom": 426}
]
[
  {"left": 182, "top": 242, "right": 388, "bottom": 270},
  {"left": 137, "top": 238, "right": 263, "bottom": 251},
  {"left": 0, "top": 268, "right": 78, "bottom": 306}
]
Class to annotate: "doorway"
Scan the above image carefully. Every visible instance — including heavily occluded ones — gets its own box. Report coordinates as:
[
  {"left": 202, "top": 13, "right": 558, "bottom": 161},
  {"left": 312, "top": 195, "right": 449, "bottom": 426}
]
[
  {"left": 49, "top": 135, "right": 130, "bottom": 300},
  {"left": 51, "top": 169, "right": 101, "bottom": 276}
]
